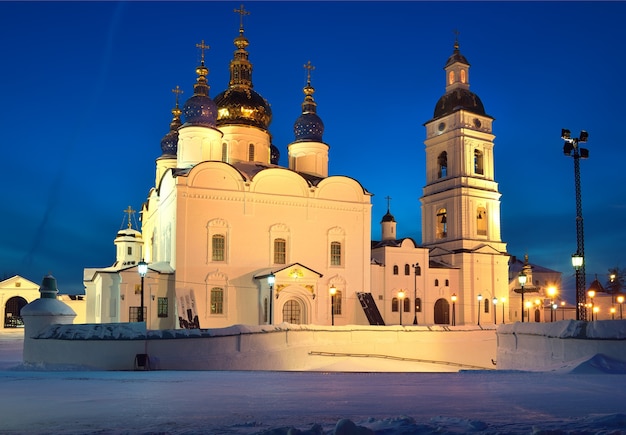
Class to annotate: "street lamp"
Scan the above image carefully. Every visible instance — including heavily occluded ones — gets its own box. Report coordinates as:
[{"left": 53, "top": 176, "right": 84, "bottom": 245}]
[
  {"left": 267, "top": 272, "right": 275, "bottom": 325},
  {"left": 477, "top": 294, "right": 483, "bottom": 326},
  {"left": 563, "top": 128, "right": 590, "bottom": 321},
  {"left": 329, "top": 284, "right": 337, "bottom": 326},
  {"left": 518, "top": 272, "right": 527, "bottom": 323},
  {"left": 617, "top": 295, "right": 624, "bottom": 319},
  {"left": 137, "top": 259, "right": 148, "bottom": 323},
  {"left": 547, "top": 286, "right": 557, "bottom": 322},
  {"left": 492, "top": 297, "right": 498, "bottom": 324},
  {"left": 412, "top": 263, "right": 420, "bottom": 325},
  {"left": 588, "top": 289, "right": 596, "bottom": 321},
  {"left": 561, "top": 300, "right": 566, "bottom": 320},
  {"left": 525, "top": 301, "right": 532, "bottom": 321},
  {"left": 398, "top": 290, "right": 406, "bottom": 325},
  {"left": 451, "top": 293, "right": 457, "bottom": 326},
  {"left": 610, "top": 306, "right": 616, "bottom": 320},
  {"left": 571, "top": 253, "right": 584, "bottom": 320}
]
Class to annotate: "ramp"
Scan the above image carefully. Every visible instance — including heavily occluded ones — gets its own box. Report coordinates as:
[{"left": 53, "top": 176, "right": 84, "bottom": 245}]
[{"left": 357, "top": 292, "right": 385, "bottom": 325}]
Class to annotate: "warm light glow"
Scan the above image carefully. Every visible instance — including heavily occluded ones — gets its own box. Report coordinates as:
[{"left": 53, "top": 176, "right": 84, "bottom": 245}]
[
  {"left": 477, "top": 294, "right": 483, "bottom": 301},
  {"left": 518, "top": 272, "right": 527, "bottom": 286},
  {"left": 451, "top": 293, "right": 457, "bottom": 302},
  {"left": 398, "top": 290, "right": 405, "bottom": 299},
  {"left": 138, "top": 259, "right": 148, "bottom": 277},
  {"left": 617, "top": 295, "right": 625, "bottom": 304},
  {"left": 547, "top": 286, "right": 557, "bottom": 297},
  {"left": 593, "top": 306, "right": 600, "bottom": 314},
  {"left": 610, "top": 307, "right": 616, "bottom": 314},
  {"left": 267, "top": 273, "right": 275, "bottom": 287},
  {"left": 571, "top": 254, "right": 583, "bottom": 269},
  {"left": 561, "top": 301, "right": 566, "bottom": 306},
  {"left": 329, "top": 284, "right": 337, "bottom": 296},
  {"left": 588, "top": 290, "right": 596, "bottom": 299},
  {"left": 500, "top": 297, "right": 506, "bottom": 304},
  {"left": 525, "top": 301, "right": 532, "bottom": 308},
  {"left": 492, "top": 297, "right": 498, "bottom": 305}
]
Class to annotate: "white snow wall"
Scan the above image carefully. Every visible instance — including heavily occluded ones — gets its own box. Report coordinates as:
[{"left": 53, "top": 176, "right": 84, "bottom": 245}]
[
  {"left": 22, "top": 323, "right": 497, "bottom": 371},
  {"left": 496, "top": 320, "right": 626, "bottom": 371}
]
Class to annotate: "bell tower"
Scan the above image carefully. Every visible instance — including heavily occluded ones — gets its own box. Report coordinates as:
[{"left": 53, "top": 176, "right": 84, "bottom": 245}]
[{"left": 420, "top": 37, "right": 508, "bottom": 324}]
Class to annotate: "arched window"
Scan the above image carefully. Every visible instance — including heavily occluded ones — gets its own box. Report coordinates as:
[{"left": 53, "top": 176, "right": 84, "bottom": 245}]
[
  {"left": 415, "top": 297, "right": 422, "bottom": 313},
  {"left": 414, "top": 264, "right": 422, "bottom": 276},
  {"left": 221, "top": 143, "right": 228, "bottom": 162},
  {"left": 435, "top": 279, "right": 439, "bottom": 287},
  {"left": 436, "top": 208, "right": 447, "bottom": 239},
  {"left": 404, "top": 264, "right": 410, "bottom": 275},
  {"left": 263, "top": 298, "right": 268, "bottom": 323},
  {"left": 393, "top": 265, "right": 399, "bottom": 275},
  {"left": 274, "top": 238, "right": 286, "bottom": 264},
  {"left": 484, "top": 298, "right": 490, "bottom": 313},
  {"left": 330, "top": 241, "right": 342, "bottom": 266},
  {"left": 448, "top": 70, "right": 454, "bottom": 85},
  {"left": 392, "top": 297, "right": 399, "bottom": 312},
  {"left": 403, "top": 297, "right": 411, "bottom": 312},
  {"left": 332, "top": 290, "right": 343, "bottom": 315},
  {"left": 474, "top": 149, "right": 484, "bottom": 175},
  {"left": 248, "top": 143, "right": 255, "bottom": 162},
  {"left": 445, "top": 279, "right": 449, "bottom": 286},
  {"left": 437, "top": 151, "right": 448, "bottom": 178},
  {"left": 460, "top": 69, "right": 466, "bottom": 83},
  {"left": 477, "top": 207, "right": 487, "bottom": 236},
  {"left": 212, "top": 234, "right": 225, "bottom": 261},
  {"left": 210, "top": 287, "right": 224, "bottom": 314}
]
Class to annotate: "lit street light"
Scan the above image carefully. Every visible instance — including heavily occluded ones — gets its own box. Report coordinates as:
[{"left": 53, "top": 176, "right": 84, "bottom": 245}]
[
  {"left": 500, "top": 296, "right": 506, "bottom": 324},
  {"left": 617, "top": 295, "right": 624, "bottom": 319},
  {"left": 611, "top": 306, "right": 616, "bottom": 320},
  {"left": 492, "top": 297, "right": 498, "bottom": 324},
  {"left": 412, "top": 263, "right": 420, "bottom": 325},
  {"left": 137, "top": 259, "right": 148, "bottom": 323},
  {"left": 451, "top": 293, "right": 457, "bottom": 326},
  {"left": 268, "top": 272, "right": 275, "bottom": 325},
  {"left": 588, "top": 289, "right": 596, "bottom": 321},
  {"left": 329, "top": 284, "right": 337, "bottom": 326},
  {"left": 562, "top": 128, "right": 590, "bottom": 321},
  {"left": 547, "top": 286, "right": 557, "bottom": 322},
  {"left": 477, "top": 294, "right": 483, "bottom": 326},
  {"left": 518, "top": 272, "right": 527, "bottom": 323},
  {"left": 398, "top": 290, "right": 406, "bottom": 325}
]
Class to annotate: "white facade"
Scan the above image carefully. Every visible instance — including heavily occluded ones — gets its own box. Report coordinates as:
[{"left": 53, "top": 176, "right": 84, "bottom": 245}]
[{"left": 84, "top": 20, "right": 512, "bottom": 329}]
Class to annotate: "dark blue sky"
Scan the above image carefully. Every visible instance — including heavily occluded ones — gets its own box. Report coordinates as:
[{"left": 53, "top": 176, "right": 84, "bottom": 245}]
[{"left": 1, "top": 1, "right": 624, "bottom": 300}]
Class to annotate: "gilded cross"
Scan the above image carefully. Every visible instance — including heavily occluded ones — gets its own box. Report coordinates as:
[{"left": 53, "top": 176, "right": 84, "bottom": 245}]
[
  {"left": 172, "top": 85, "right": 183, "bottom": 106},
  {"left": 304, "top": 60, "right": 315, "bottom": 84},
  {"left": 196, "top": 40, "right": 210, "bottom": 64},
  {"left": 124, "top": 205, "right": 135, "bottom": 229},
  {"left": 385, "top": 196, "right": 392, "bottom": 211},
  {"left": 234, "top": 4, "right": 250, "bottom": 30}
]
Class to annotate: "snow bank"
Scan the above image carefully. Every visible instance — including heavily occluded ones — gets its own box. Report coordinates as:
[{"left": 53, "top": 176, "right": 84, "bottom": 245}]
[{"left": 496, "top": 320, "right": 626, "bottom": 372}]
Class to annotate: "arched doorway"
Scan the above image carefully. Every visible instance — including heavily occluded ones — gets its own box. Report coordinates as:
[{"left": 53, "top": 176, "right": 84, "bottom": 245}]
[
  {"left": 434, "top": 298, "right": 450, "bottom": 325},
  {"left": 4, "top": 296, "right": 27, "bottom": 328},
  {"left": 282, "top": 299, "right": 303, "bottom": 324}
]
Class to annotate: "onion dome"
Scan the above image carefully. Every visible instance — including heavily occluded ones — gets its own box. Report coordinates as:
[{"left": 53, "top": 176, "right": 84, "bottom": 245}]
[
  {"left": 182, "top": 40, "right": 218, "bottom": 128},
  {"left": 214, "top": 8, "right": 272, "bottom": 131},
  {"left": 381, "top": 209, "right": 396, "bottom": 223},
  {"left": 293, "top": 61, "right": 324, "bottom": 142},
  {"left": 433, "top": 38, "right": 486, "bottom": 119},
  {"left": 160, "top": 86, "right": 183, "bottom": 156}
]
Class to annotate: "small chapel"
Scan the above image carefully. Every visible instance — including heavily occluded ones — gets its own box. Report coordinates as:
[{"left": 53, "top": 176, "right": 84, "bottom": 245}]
[{"left": 84, "top": 6, "right": 514, "bottom": 329}]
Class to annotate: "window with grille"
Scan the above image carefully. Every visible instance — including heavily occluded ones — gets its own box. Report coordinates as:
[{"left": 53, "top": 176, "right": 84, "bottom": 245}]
[
  {"left": 330, "top": 241, "right": 342, "bottom": 266},
  {"left": 274, "top": 238, "right": 286, "bottom": 264},
  {"left": 157, "top": 297, "right": 168, "bottom": 318},
  {"left": 212, "top": 234, "right": 225, "bottom": 261},
  {"left": 210, "top": 287, "right": 224, "bottom": 314},
  {"left": 332, "top": 290, "right": 342, "bottom": 315},
  {"left": 248, "top": 143, "right": 255, "bottom": 162}
]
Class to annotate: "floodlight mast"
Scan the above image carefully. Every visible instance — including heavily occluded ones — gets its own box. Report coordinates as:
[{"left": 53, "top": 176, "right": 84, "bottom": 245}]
[{"left": 562, "top": 129, "right": 589, "bottom": 321}]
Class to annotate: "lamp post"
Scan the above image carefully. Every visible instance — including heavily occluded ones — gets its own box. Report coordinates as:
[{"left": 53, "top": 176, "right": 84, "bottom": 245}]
[
  {"left": 588, "top": 289, "right": 596, "bottom": 321},
  {"left": 451, "top": 293, "right": 457, "bottom": 326},
  {"left": 492, "top": 297, "right": 498, "bottom": 324},
  {"left": 137, "top": 259, "right": 148, "bottom": 323},
  {"left": 501, "top": 296, "right": 506, "bottom": 324},
  {"left": 562, "top": 129, "right": 589, "bottom": 321},
  {"left": 525, "top": 301, "right": 532, "bottom": 321},
  {"left": 477, "top": 294, "right": 482, "bottom": 326},
  {"left": 617, "top": 295, "right": 624, "bottom": 319},
  {"left": 547, "top": 286, "right": 557, "bottom": 322},
  {"left": 535, "top": 299, "right": 541, "bottom": 322},
  {"left": 518, "top": 271, "right": 527, "bottom": 323},
  {"left": 329, "top": 284, "right": 337, "bottom": 326},
  {"left": 561, "top": 301, "right": 566, "bottom": 320},
  {"left": 398, "top": 290, "right": 405, "bottom": 325},
  {"left": 611, "top": 306, "right": 616, "bottom": 320},
  {"left": 412, "top": 263, "right": 419, "bottom": 325},
  {"left": 268, "top": 272, "right": 275, "bottom": 325}
]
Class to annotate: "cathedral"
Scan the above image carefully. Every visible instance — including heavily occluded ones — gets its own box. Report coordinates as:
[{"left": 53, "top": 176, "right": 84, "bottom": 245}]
[{"left": 84, "top": 7, "right": 511, "bottom": 329}]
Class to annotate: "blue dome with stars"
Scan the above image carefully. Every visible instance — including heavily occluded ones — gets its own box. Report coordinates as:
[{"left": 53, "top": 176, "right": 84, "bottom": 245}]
[
  {"left": 182, "top": 63, "right": 218, "bottom": 128},
  {"left": 294, "top": 111, "right": 324, "bottom": 142}
]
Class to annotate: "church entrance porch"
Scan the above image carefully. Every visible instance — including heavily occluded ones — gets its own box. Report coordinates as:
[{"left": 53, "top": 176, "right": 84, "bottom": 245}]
[{"left": 434, "top": 298, "right": 450, "bottom": 325}]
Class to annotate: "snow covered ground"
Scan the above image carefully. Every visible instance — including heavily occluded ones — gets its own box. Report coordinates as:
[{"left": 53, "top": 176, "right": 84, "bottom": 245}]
[{"left": 2, "top": 328, "right": 626, "bottom": 434}]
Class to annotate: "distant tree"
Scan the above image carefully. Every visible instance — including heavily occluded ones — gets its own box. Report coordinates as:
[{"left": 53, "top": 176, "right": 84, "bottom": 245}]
[{"left": 605, "top": 267, "right": 625, "bottom": 294}]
